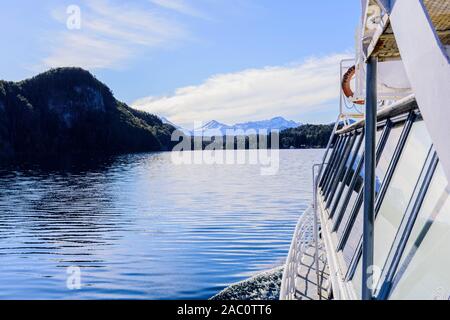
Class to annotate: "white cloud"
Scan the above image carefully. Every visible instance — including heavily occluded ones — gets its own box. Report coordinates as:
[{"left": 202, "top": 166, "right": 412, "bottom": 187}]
[
  {"left": 132, "top": 53, "right": 350, "bottom": 127},
  {"left": 150, "top": 0, "right": 207, "bottom": 18},
  {"left": 43, "top": 34, "right": 130, "bottom": 70},
  {"left": 43, "top": 0, "right": 190, "bottom": 70}
]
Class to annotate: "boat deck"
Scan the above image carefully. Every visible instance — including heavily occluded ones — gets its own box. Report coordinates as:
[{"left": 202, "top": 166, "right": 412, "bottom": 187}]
[
  {"left": 280, "top": 206, "right": 331, "bottom": 300},
  {"left": 293, "top": 241, "right": 330, "bottom": 300}
]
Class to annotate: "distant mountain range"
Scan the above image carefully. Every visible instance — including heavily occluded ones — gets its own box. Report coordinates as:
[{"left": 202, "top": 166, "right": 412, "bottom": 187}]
[
  {"left": 161, "top": 117, "right": 302, "bottom": 136},
  {"left": 0, "top": 67, "right": 333, "bottom": 157}
]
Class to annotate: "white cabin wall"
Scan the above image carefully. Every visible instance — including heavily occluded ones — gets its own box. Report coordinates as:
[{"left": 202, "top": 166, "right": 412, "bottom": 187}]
[{"left": 389, "top": 0, "right": 450, "bottom": 182}]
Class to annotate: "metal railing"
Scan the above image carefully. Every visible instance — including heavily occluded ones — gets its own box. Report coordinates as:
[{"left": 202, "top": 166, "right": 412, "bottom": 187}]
[
  {"left": 280, "top": 117, "right": 341, "bottom": 300},
  {"left": 279, "top": 206, "right": 316, "bottom": 299}
]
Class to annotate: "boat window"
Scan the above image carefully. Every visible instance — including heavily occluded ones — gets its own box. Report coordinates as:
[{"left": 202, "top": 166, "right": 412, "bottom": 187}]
[
  {"left": 324, "top": 134, "right": 358, "bottom": 203},
  {"left": 350, "top": 120, "right": 432, "bottom": 298},
  {"left": 328, "top": 133, "right": 363, "bottom": 216},
  {"left": 346, "top": 133, "right": 363, "bottom": 169},
  {"left": 332, "top": 127, "right": 384, "bottom": 228},
  {"left": 373, "top": 120, "right": 431, "bottom": 281},
  {"left": 331, "top": 128, "right": 384, "bottom": 224},
  {"left": 324, "top": 136, "right": 349, "bottom": 190},
  {"left": 332, "top": 152, "right": 364, "bottom": 235},
  {"left": 323, "top": 135, "right": 350, "bottom": 194},
  {"left": 320, "top": 136, "right": 343, "bottom": 188},
  {"left": 389, "top": 164, "right": 450, "bottom": 299},
  {"left": 322, "top": 135, "right": 338, "bottom": 169},
  {"left": 319, "top": 135, "right": 338, "bottom": 187},
  {"left": 376, "top": 124, "right": 403, "bottom": 184},
  {"left": 339, "top": 123, "right": 404, "bottom": 267}
]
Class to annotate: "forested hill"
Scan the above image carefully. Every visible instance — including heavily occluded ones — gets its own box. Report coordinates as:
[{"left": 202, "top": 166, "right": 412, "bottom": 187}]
[{"left": 0, "top": 68, "right": 175, "bottom": 157}]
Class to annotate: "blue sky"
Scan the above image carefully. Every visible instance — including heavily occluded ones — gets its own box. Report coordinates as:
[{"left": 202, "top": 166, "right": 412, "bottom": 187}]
[{"left": 0, "top": 0, "right": 360, "bottom": 127}]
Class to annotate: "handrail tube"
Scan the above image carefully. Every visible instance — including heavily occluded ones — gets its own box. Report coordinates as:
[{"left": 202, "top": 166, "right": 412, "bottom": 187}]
[{"left": 362, "top": 56, "right": 377, "bottom": 300}]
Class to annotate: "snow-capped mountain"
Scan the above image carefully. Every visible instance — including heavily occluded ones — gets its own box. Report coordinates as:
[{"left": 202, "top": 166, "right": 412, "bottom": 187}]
[
  {"left": 196, "top": 117, "right": 302, "bottom": 136},
  {"left": 197, "top": 120, "right": 231, "bottom": 131},
  {"left": 160, "top": 116, "right": 191, "bottom": 135},
  {"left": 160, "top": 116, "right": 301, "bottom": 136},
  {"left": 234, "top": 117, "right": 301, "bottom": 132},
  {"left": 192, "top": 120, "right": 232, "bottom": 136}
]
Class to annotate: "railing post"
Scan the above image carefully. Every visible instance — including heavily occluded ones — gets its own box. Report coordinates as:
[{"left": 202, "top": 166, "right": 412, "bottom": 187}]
[
  {"left": 311, "top": 116, "right": 339, "bottom": 300},
  {"left": 362, "top": 56, "right": 377, "bottom": 300},
  {"left": 312, "top": 164, "right": 321, "bottom": 299}
]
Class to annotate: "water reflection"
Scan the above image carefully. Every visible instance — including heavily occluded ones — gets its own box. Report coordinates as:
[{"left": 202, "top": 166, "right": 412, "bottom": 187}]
[{"left": 0, "top": 150, "right": 323, "bottom": 299}]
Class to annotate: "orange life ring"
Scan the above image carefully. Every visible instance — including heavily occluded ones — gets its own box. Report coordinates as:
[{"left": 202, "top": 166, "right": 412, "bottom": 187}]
[{"left": 342, "top": 65, "right": 365, "bottom": 105}]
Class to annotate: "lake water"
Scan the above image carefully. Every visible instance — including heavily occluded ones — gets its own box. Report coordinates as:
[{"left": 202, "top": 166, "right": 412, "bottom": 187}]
[{"left": 0, "top": 149, "right": 323, "bottom": 299}]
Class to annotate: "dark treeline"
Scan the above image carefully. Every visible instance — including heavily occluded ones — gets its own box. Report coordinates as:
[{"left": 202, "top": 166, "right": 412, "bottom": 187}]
[
  {"left": 279, "top": 124, "right": 334, "bottom": 149},
  {"left": 177, "top": 123, "right": 334, "bottom": 150}
]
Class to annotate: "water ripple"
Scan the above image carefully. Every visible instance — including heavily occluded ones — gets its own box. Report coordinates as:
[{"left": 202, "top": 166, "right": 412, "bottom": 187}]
[{"left": 0, "top": 150, "right": 323, "bottom": 299}]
